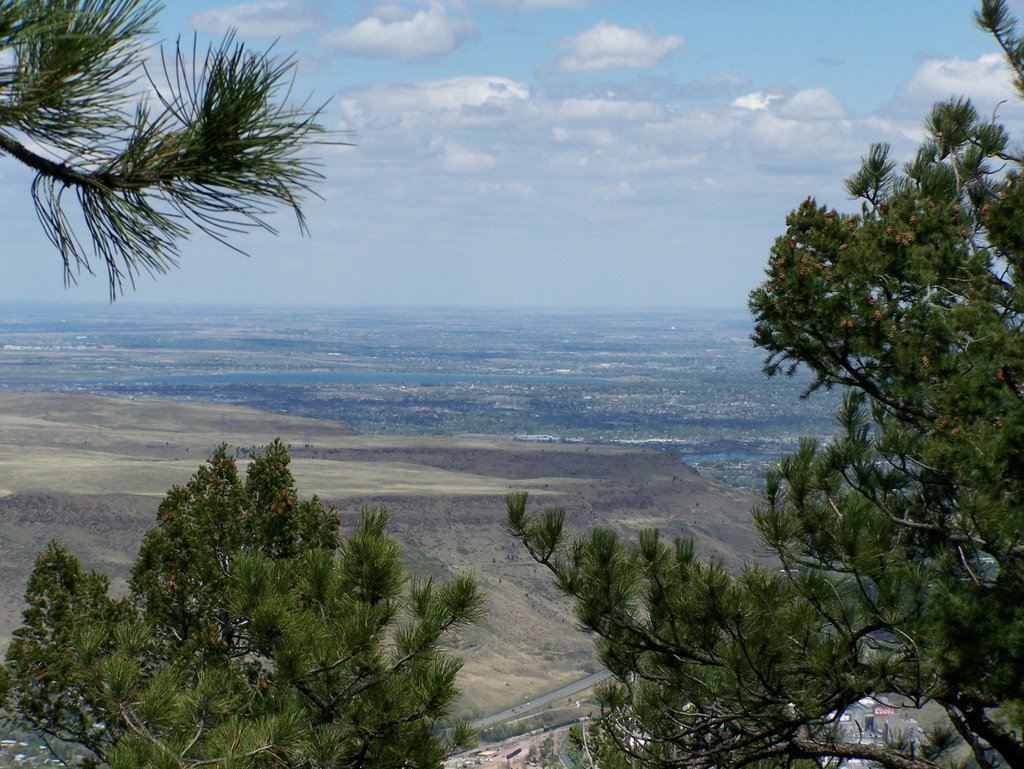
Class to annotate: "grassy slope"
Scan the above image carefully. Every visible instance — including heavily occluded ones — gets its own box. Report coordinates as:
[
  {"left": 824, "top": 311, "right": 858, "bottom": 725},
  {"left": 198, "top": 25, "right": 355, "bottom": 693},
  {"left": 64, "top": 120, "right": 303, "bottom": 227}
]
[{"left": 0, "top": 393, "right": 758, "bottom": 714}]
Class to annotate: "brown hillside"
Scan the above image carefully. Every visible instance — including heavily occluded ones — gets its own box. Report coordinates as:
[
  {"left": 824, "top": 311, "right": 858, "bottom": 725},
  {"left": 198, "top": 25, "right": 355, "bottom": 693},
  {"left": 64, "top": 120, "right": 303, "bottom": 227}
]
[{"left": 0, "top": 393, "right": 758, "bottom": 714}]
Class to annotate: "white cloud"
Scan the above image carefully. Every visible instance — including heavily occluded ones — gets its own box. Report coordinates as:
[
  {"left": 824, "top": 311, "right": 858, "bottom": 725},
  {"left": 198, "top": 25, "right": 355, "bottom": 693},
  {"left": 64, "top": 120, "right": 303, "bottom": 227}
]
[
  {"left": 779, "top": 88, "right": 847, "bottom": 120},
  {"left": 339, "top": 76, "right": 530, "bottom": 130},
  {"left": 551, "top": 22, "right": 683, "bottom": 73},
  {"left": 905, "top": 53, "right": 1012, "bottom": 106},
  {"left": 641, "top": 111, "right": 740, "bottom": 145},
  {"left": 370, "top": 3, "right": 420, "bottom": 23},
  {"left": 877, "top": 53, "right": 1024, "bottom": 145},
  {"left": 478, "top": 181, "right": 535, "bottom": 198},
  {"left": 321, "top": 3, "right": 476, "bottom": 61},
  {"left": 708, "top": 73, "right": 750, "bottom": 93},
  {"left": 598, "top": 181, "right": 636, "bottom": 201},
  {"left": 190, "top": 1, "right": 322, "bottom": 37},
  {"left": 437, "top": 139, "right": 497, "bottom": 172},
  {"left": 744, "top": 111, "right": 860, "bottom": 172},
  {"left": 324, "top": 67, "right": 894, "bottom": 291},
  {"left": 861, "top": 114, "right": 925, "bottom": 144},
  {"left": 484, "top": 0, "right": 588, "bottom": 8},
  {"left": 555, "top": 97, "right": 663, "bottom": 122},
  {"left": 551, "top": 126, "right": 616, "bottom": 146},
  {"left": 731, "top": 91, "right": 782, "bottom": 111},
  {"left": 597, "top": 148, "right": 705, "bottom": 177}
]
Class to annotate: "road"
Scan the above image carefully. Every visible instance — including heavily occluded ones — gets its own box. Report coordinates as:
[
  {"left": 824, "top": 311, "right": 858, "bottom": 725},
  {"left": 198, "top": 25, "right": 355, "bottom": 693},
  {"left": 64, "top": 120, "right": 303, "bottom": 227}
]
[
  {"left": 559, "top": 729, "right": 573, "bottom": 768},
  {"left": 472, "top": 669, "right": 612, "bottom": 730}
]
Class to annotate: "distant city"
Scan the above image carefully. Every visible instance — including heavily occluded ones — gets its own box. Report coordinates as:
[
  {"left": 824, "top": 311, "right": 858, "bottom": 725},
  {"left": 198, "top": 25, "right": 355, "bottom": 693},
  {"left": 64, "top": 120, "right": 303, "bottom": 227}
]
[{"left": 0, "top": 304, "right": 839, "bottom": 488}]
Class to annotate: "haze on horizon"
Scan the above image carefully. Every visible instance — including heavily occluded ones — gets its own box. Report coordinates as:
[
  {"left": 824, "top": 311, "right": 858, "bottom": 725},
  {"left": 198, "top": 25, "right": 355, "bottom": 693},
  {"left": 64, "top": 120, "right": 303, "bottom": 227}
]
[{"left": 3, "top": 0, "right": 1023, "bottom": 310}]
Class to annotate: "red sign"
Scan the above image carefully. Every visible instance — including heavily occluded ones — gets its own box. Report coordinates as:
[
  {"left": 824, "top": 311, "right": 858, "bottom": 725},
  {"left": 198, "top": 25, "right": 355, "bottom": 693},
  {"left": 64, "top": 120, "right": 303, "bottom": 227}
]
[{"left": 873, "top": 706, "right": 896, "bottom": 717}]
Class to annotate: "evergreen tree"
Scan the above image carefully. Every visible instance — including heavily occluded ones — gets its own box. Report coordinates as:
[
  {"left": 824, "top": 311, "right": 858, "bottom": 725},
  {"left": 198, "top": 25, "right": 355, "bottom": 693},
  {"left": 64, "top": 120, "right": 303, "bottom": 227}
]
[
  {"left": 509, "top": 3, "right": 1024, "bottom": 768},
  {"left": 0, "top": 0, "right": 326, "bottom": 298},
  {"left": 1, "top": 441, "right": 483, "bottom": 768}
]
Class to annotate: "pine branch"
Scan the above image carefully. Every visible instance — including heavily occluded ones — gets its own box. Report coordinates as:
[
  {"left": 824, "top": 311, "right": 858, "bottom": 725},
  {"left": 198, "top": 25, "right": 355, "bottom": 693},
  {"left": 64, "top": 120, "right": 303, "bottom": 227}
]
[
  {"left": 0, "top": 5, "right": 335, "bottom": 299},
  {"left": 787, "top": 736, "right": 945, "bottom": 769},
  {"left": 977, "top": 0, "right": 1024, "bottom": 95},
  {"left": 999, "top": 366, "right": 1024, "bottom": 402}
]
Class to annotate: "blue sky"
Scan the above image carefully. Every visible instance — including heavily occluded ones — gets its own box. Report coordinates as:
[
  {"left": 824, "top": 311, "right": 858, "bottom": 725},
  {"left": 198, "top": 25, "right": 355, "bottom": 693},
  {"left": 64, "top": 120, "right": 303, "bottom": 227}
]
[{"left": 3, "top": 1, "right": 1023, "bottom": 309}]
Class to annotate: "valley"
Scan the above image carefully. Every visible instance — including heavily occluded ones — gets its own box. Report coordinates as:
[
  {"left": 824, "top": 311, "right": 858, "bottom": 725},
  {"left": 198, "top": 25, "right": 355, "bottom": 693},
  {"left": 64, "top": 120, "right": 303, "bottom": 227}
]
[
  {"left": 0, "top": 305, "right": 834, "bottom": 716},
  {"left": 0, "top": 392, "right": 758, "bottom": 715}
]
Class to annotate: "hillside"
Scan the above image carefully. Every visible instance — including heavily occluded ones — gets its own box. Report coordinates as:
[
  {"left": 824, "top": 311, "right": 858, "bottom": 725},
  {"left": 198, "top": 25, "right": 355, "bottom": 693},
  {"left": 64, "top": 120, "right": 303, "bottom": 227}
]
[{"left": 0, "top": 393, "right": 759, "bottom": 713}]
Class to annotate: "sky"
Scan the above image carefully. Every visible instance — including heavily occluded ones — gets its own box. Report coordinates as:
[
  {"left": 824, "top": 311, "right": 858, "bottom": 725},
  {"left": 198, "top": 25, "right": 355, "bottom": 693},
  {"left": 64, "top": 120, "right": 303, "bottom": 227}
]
[{"left": 4, "top": 0, "right": 1024, "bottom": 309}]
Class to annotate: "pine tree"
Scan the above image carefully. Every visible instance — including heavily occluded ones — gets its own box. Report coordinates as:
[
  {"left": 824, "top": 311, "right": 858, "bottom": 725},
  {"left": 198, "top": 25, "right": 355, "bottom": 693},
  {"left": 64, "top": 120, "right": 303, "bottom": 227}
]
[
  {"left": 509, "top": 3, "right": 1024, "bottom": 768},
  {"left": 0, "top": 0, "right": 326, "bottom": 298},
  {"left": 1, "top": 442, "right": 483, "bottom": 768}
]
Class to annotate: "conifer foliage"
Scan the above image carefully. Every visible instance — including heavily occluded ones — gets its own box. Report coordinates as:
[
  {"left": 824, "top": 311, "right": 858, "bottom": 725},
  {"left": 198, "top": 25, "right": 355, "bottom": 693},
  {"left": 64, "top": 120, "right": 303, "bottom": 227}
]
[
  {"left": 0, "top": 0, "right": 326, "bottom": 298},
  {"left": 509, "top": 3, "right": 1024, "bottom": 768},
  {"left": 1, "top": 441, "right": 483, "bottom": 768}
]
